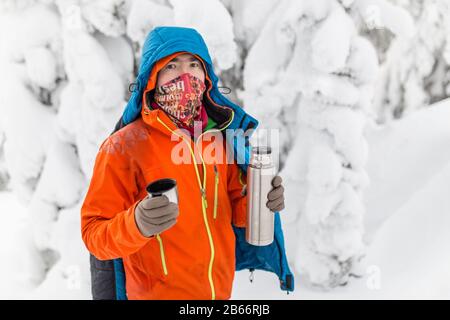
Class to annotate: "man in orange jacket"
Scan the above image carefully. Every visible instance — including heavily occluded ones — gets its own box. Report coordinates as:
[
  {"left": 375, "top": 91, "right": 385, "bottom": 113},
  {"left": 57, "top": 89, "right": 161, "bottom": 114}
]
[{"left": 81, "top": 28, "right": 286, "bottom": 300}]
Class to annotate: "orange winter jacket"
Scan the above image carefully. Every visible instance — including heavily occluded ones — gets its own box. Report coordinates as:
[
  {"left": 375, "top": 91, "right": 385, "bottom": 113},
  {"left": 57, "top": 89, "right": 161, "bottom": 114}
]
[{"left": 81, "top": 102, "right": 248, "bottom": 299}]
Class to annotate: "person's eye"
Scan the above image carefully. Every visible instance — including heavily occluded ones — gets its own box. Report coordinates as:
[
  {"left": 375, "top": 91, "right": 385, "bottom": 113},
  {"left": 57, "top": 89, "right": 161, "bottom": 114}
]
[
  {"left": 191, "top": 62, "right": 200, "bottom": 68},
  {"left": 165, "top": 63, "right": 176, "bottom": 70}
]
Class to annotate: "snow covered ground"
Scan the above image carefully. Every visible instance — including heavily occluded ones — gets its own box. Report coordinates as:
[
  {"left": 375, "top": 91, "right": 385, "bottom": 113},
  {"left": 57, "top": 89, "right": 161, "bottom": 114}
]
[{"left": 2, "top": 99, "right": 449, "bottom": 299}]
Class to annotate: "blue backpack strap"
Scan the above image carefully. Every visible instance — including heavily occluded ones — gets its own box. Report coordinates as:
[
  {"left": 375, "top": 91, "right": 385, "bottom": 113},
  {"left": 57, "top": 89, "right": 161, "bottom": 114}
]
[{"left": 113, "top": 258, "right": 127, "bottom": 300}]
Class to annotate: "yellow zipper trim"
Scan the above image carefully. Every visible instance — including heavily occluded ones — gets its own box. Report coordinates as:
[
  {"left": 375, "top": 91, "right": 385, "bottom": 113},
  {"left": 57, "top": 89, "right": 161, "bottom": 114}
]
[
  {"left": 156, "top": 109, "right": 234, "bottom": 300},
  {"left": 238, "top": 169, "right": 245, "bottom": 187},
  {"left": 213, "top": 164, "right": 219, "bottom": 219},
  {"left": 198, "top": 113, "right": 234, "bottom": 221},
  {"left": 189, "top": 114, "right": 234, "bottom": 297},
  {"left": 155, "top": 117, "right": 213, "bottom": 299},
  {"left": 158, "top": 117, "right": 207, "bottom": 205},
  {"left": 193, "top": 110, "right": 235, "bottom": 207},
  {"left": 156, "top": 234, "right": 168, "bottom": 276},
  {"left": 195, "top": 130, "right": 209, "bottom": 209}
]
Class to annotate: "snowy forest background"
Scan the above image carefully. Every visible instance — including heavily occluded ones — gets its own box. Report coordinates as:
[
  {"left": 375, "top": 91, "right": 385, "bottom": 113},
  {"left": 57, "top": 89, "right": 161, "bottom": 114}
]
[{"left": 0, "top": 0, "right": 449, "bottom": 299}]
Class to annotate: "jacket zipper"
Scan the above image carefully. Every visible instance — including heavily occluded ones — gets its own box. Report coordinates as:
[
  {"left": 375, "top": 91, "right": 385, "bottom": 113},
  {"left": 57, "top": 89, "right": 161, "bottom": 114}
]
[
  {"left": 156, "top": 117, "right": 217, "bottom": 300},
  {"left": 213, "top": 164, "right": 219, "bottom": 219},
  {"left": 156, "top": 108, "right": 234, "bottom": 300},
  {"left": 238, "top": 169, "right": 245, "bottom": 186},
  {"left": 156, "top": 234, "right": 168, "bottom": 276}
]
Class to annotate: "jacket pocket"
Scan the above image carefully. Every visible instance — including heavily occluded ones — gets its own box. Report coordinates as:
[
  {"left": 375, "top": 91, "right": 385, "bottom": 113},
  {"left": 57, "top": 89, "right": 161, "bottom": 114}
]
[{"left": 155, "top": 234, "right": 168, "bottom": 276}]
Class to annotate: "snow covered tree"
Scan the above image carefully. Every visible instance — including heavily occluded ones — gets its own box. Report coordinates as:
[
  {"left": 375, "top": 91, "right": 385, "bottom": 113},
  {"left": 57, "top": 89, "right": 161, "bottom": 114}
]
[
  {"left": 237, "top": 0, "right": 413, "bottom": 288},
  {"left": 238, "top": 0, "right": 374, "bottom": 289},
  {"left": 0, "top": 0, "right": 65, "bottom": 292},
  {"left": 0, "top": 0, "right": 131, "bottom": 297},
  {"left": 373, "top": 0, "right": 450, "bottom": 121}
]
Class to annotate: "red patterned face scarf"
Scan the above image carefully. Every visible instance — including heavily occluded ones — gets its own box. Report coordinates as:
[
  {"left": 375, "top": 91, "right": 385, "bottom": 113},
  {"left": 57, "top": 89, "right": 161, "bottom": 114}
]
[{"left": 152, "top": 73, "right": 208, "bottom": 135}]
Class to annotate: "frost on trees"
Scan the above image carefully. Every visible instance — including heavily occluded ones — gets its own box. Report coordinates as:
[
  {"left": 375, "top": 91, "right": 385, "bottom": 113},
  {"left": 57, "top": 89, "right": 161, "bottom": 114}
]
[
  {"left": 0, "top": 1, "right": 65, "bottom": 288},
  {"left": 0, "top": 0, "right": 242, "bottom": 297},
  {"left": 350, "top": 0, "right": 449, "bottom": 122},
  {"left": 0, "top": 0, "right": 133, "bottom": 296},
  {"left": 241, "top": 0, "right": 383, "bottom": 288},
  {"left": 0, "top": 3, "right": 61, "bottom": 204},
  {"left": 240, "top": 0, "right": 420, "bottom": 289},
  {"left": 372, "top": 0, "right": 450, "bottom": 121}
]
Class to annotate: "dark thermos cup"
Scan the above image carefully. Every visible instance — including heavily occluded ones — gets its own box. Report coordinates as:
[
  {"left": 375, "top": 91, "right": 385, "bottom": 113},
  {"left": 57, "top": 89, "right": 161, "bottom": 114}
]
[{"left": 146, "top": 178, "right": 179, "bottom": 204}]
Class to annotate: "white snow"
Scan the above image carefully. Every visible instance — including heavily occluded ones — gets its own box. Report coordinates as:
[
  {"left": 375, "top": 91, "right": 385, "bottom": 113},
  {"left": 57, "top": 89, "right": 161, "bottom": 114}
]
[
  {"left": 229, "top": 0, "right": 278, "bottom": 48},
  {"left": 0, "top": 0, "right": 449, "bottom": 300},
  {"left": 28, "top": 139, "right": 85, "bottom": 251},
  {"left": 0, "top": 63, "right": 57, "bottom": 204},
  {"left": 0, "top": 192, "right": 45, "bottom": 299},
  {"left": 232, "top": 99, "right": 450, "bottom": 299},
  {"left": 24, "top": 47, "right": 58, "bottom": 90},
  {"left": 169, "top": 0, "right": 237, "bottom": 70},
  {"left": 373, "top": 0, "right": 450, "bottom": 120},
  {"left": 352, "top": 0, "right": 415, "bottom": 38},
  {"left": 242, "top": 1, "right": 378, "bottom": 287},
  {"left": 81, "top": 0, "right": 126, "bottom": 37},
  {"left": 2, "top": 99, "right": 449, "bottom": 299},
  {"left": 364, "top": 98, "right": 450, "bottom": 240},
  {"left": 28, "top": 204, "right": 91, "bottom": 300},
  {"left": 126, "top": 0, "right": 174, "bottom": 45},
  {"left": 311, "top": 8, "right": 356, "bottom": 73}
]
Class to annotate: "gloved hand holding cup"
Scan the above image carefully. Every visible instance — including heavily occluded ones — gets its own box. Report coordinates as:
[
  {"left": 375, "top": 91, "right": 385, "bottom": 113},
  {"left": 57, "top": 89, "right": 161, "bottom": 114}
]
[{"left": 134, "top": 178, "right": 179, "bottom": 238}]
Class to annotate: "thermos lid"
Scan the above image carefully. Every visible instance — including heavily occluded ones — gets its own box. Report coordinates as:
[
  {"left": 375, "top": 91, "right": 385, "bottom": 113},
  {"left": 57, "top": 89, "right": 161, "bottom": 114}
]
[{"left": 252, "top": 146, "right": 272, "bottom": 155}]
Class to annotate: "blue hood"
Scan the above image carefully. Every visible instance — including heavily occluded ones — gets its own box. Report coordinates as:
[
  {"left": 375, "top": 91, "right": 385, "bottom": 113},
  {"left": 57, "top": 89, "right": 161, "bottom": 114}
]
[{"left": 122, "top": 26, "right": 257, "bottom": 133}]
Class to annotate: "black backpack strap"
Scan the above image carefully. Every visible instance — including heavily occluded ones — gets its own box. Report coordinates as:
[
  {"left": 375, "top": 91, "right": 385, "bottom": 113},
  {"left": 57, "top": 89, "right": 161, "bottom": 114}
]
[
  {"left": 112, "top": 116, "right": 125, "bottom": 134},
  {"left": 89, "top": 254, "right": 116, "bottom": 300}
]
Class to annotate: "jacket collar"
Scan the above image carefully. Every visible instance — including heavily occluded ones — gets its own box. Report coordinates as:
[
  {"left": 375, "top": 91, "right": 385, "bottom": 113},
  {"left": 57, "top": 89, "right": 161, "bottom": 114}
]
[{"left": 141, "top": 104, "right": 177, "bottom": 137}]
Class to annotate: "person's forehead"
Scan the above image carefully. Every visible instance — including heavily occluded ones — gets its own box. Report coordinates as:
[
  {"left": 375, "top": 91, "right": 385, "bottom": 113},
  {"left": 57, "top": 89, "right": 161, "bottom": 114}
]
[{"left": 170, "top": 53, "right": 200, "bottom": 62}]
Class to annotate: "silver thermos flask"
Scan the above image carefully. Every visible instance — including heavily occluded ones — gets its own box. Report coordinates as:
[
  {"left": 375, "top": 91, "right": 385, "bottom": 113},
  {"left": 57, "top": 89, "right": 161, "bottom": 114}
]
[{"left": 246, "top": 146, "right": 275, "bottom": 246}]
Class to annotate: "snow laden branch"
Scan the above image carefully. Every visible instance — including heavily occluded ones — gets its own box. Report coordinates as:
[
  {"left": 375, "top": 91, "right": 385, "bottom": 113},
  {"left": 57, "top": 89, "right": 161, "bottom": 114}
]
[{"left": 241, "top": 0, "right": 380, "bottom": 288}]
